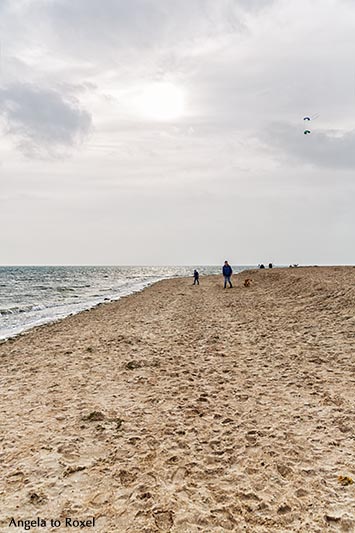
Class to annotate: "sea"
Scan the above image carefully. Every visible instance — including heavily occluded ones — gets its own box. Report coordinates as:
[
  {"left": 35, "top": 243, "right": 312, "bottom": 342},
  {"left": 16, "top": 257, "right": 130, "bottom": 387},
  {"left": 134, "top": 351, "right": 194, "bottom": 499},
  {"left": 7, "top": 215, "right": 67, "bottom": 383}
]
[{"left": 0, "top": 265, "right": 251, "bottom": 340}]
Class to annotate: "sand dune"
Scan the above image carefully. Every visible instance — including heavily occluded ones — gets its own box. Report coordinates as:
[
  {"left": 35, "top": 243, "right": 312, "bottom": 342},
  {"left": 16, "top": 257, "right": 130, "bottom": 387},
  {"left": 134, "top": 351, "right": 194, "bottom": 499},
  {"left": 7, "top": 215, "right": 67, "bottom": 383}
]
[{"left": 0, "top": 267, "right": 354, "bottom": 532}]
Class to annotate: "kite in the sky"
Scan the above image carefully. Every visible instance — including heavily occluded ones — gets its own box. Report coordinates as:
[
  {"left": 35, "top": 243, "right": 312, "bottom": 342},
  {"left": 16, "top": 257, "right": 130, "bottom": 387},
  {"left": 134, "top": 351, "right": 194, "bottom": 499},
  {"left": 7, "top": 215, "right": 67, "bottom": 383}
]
[
  {"left": 303, "top": 117, "right": 311, "bottom": 121},
  {"left": 304, "top": 129, "right": 311, "bottom": 135}
]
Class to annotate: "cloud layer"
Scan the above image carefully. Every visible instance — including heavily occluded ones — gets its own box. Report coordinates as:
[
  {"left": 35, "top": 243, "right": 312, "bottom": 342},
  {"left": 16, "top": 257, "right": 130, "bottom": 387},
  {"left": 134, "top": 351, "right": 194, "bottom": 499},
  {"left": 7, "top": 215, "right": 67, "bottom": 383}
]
[
  {"left": 0, "top": 83, "right": 91, "bottom": 156},
  {"left": 0, "top": 0, "right": 354, "bottom": 264}
]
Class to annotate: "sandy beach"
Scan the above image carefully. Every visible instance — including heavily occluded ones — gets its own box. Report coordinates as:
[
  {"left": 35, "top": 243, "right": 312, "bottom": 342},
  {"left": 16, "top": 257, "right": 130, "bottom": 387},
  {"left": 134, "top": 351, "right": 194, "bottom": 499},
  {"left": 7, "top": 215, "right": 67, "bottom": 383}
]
[{"left": 0, "top": 266, "right": 354, "bottom": 533}]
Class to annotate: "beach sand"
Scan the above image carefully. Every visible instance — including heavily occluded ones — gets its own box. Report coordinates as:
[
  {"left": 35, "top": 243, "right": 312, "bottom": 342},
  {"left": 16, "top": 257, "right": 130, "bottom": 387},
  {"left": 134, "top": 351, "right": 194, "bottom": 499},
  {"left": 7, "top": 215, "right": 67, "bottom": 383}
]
[{"left": 0, "top": 266, "right": 354, "bottom": 532}]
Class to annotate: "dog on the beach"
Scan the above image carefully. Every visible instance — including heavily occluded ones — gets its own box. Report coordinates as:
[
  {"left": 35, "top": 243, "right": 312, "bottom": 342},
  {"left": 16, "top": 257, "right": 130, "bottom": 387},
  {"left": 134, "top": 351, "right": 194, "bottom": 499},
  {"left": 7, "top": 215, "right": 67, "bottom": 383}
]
[{"left": 244, "top": 278, "right": 252, "bottom": 287}]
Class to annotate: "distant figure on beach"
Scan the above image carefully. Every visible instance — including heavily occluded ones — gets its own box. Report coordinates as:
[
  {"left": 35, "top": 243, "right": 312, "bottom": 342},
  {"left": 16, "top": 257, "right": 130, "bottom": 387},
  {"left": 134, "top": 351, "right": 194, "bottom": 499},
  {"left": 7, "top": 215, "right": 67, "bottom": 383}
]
[
  {"left": 193, "top": 269, "right": 199, "bottom": 285},
  {"left": 222, "top": 261, "right": 233, "bottom": 288},
  {"left": 268, "top": 263, "right": 273, "bottom": 269},
  {"left": 259, "top": 264, "right": 265, "bottom": 269}
]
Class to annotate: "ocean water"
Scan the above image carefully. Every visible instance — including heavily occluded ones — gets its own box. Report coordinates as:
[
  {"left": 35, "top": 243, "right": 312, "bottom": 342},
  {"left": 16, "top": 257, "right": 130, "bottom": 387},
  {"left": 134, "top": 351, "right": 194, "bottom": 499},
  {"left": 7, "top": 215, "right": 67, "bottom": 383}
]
[{"left": 0, "top": 265, "right": 250, "bottom": 340}]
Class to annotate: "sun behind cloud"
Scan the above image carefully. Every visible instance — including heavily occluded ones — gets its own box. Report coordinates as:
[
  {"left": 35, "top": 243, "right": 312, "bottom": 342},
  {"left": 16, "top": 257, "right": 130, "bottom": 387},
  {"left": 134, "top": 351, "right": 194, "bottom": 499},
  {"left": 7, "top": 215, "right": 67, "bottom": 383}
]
[{"left": 138, "top": 82, "right": 185, "bottom": 121}]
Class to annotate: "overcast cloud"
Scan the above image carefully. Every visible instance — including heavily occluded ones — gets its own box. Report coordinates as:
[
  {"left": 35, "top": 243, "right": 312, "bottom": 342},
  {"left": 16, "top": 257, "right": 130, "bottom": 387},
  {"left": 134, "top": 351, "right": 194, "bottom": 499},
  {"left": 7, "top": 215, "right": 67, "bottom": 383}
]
[
  {"left": 0, "top": 0, "right": 354, "bottom": 265},
  {"left": 0, "top": 83, "right": 91, "bottom": 156}
]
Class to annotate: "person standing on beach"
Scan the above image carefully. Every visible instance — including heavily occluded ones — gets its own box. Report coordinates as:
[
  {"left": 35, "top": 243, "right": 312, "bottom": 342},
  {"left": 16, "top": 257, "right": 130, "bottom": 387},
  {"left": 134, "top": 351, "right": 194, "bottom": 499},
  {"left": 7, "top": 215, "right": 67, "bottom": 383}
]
[
  {"left": 193, "top": 269, "right": 199, "bottom": 285},
  {"left": 222, "top": 261, "right": 233, "bottom": 288}
]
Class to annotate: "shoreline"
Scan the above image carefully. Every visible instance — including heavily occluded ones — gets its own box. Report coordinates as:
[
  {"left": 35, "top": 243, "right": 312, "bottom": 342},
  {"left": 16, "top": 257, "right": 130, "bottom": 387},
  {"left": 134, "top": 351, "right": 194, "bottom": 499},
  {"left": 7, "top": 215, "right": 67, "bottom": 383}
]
[
  {"left": 0, "top": 265, "right": 334, "bottom": 343},
  {"left": 0, "top": 275, "right": 168, "bottom": 343},
  {"left": 1, "top": 266, "right": 354, "bottom": 532},
  {"left": 0, "top": 265, "right": 255, "bottom": 342}
]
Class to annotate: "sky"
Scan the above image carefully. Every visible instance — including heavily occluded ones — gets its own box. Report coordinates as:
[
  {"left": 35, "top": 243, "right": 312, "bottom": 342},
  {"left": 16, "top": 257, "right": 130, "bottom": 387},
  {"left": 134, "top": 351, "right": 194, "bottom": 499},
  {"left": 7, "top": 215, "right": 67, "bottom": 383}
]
[{"left": 0, "top": 0, "right": 354, "bottom": 265}]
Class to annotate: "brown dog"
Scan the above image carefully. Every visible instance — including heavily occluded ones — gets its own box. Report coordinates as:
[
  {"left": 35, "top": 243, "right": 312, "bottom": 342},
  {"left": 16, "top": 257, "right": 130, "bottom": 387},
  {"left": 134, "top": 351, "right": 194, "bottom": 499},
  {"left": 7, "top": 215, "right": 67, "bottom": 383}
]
[{"left": 244, "top": 278, "right": 252, "bottom": 287}]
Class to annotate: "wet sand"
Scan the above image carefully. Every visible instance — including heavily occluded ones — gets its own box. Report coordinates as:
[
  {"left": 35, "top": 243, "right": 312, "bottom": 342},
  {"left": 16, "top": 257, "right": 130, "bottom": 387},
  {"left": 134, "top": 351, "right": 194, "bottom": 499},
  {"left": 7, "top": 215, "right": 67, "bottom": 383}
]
[{"left": 0, "top": 267, "right": 354, "bottom": 532}]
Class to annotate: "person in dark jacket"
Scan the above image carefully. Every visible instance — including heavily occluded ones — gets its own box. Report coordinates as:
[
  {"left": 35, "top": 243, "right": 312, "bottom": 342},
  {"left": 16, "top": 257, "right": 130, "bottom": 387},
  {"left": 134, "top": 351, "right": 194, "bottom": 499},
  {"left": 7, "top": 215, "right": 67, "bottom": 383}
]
[
  {"left": 193, "top": 269, "right": 199, "bottom": 285},
  {"left": 222, "top": 261, "right": 233, "bottom": 288}
]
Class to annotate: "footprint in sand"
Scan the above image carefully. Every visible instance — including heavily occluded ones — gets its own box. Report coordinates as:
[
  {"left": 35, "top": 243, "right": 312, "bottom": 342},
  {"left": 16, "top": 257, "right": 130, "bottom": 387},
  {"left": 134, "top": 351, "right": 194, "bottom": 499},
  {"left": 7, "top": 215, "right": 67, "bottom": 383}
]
[
  {"left": 117, "top": 469, "right": 139, "bottom": 487},
  {"left": 153, "top": 509, "right": 174, "bottom": 531},
  {"left": 57, "top": 442, "right": 80, "bottom": 461},
  {"left": 171, "top": 466, "right": 187, "bottom": 483},
  {"left": 28, "top": 491, "right": 48, "bottom": 505}
]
